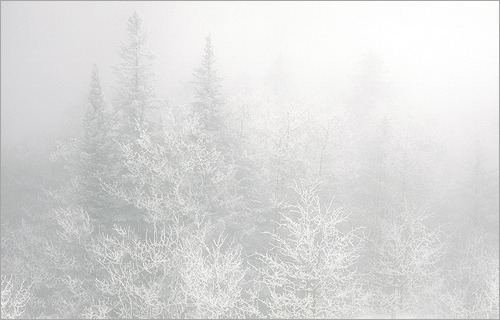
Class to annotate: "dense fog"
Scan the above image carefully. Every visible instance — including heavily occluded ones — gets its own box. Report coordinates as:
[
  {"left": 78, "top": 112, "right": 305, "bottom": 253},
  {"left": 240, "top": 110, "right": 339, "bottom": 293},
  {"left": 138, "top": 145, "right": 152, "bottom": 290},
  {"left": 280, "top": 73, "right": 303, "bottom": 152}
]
[{"left": 1, "top": 2, "right": 498, "bottom": 319}]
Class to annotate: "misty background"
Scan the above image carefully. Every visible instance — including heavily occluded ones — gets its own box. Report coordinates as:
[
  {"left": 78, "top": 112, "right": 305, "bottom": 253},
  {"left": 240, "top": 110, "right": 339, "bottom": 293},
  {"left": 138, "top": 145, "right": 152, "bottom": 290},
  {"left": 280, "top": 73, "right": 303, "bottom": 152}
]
[
  {"left": 1, "top": 1, "right": 499, "bottom": 319},
  {"left": 2, "top": 1, "right": 498, "bottom": 158}
]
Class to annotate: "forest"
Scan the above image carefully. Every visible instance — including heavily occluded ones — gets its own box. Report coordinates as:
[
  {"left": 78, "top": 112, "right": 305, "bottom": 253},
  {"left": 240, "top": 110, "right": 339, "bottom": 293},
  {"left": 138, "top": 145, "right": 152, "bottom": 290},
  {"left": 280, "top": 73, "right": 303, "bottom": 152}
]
[{"left": 1, "top": 5, "right": 499, "bottom": 319}]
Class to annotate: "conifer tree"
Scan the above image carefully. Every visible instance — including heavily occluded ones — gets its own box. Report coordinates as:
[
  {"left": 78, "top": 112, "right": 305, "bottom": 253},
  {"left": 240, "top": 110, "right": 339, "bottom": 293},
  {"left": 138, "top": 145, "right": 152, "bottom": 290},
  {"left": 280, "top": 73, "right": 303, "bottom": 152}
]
[
  {"left": 191, "top": 34, "right": 231, "bottom": 152},
  {"left": 50, "top": 64, "right": 114, "bottom": 220},
  {"left": 108, "top": 11, "right": 161, "bottom": 224},
  {"left": 77, "top": 64, "right": 115, "bottom": 218},
  {"left": 113, "top": 11, "right": 157, "bottom": 142}
]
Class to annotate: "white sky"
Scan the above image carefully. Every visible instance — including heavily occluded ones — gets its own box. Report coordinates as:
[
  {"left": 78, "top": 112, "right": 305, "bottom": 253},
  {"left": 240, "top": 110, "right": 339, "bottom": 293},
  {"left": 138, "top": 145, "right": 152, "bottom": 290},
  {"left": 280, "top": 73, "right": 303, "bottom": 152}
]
[{"left": 1, "top": 1, "right": 498, "bottom": 161}]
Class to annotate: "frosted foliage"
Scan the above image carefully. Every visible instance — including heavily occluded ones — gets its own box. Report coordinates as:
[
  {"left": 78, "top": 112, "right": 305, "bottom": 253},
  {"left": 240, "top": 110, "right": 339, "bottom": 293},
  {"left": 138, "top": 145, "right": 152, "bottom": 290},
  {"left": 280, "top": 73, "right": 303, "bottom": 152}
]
[
  {"left": 372, "top": 207, "right": 449, "bottom": 317},
  {"left": 446, "top": 236, "right": 499, "bottom": 319},
  {"left": 108, "top": 127, "right": 237, "bottom": 225},
  {"left": 53, "top": 206, "right": 94, "bottom": 243},
  {"left": 259, "top": 181, "right": 366, "bottom": 319},
  {"left": 87, "top": 224, "right": 183, "bottom": 318},
  {"left": 49, "top": 65, "right": 115, "bottom": 216},
  {"left": 113, "top": 11, "right": 157, "bottom": 137},
  {"left": 179, "top": 225, "right": 258, "bottom": 318},
  {"left": 192, "top": 35, "right": 223, "bottom": 132},
  {"left": 1, "top": 276, "right": 32, "bottom": 319},
  {"left": 2, "top": 6, "right": 498, "bottom": 320}
]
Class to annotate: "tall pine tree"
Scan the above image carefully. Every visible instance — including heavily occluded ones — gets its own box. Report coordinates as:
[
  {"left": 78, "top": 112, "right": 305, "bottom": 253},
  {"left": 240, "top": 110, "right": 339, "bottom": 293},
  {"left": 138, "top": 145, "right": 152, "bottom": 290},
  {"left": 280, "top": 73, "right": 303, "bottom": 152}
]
[
  {"left": 188, "top": 34, "right": 248, "bottom": 241},
  {"left": 113, "top": 11, "right": 157, "bottom": 143},
  {"left": 49, "top": 64, "right": 114, "bottom": 220},
  {"left": 109, "top": 11, "right": 161, "bottom": 225},
  {"left": 191, "top": 34, "right": 233, "bottom": 152},
  {"left": 76, "top": 64, "right": 114, "bottom": 219}
]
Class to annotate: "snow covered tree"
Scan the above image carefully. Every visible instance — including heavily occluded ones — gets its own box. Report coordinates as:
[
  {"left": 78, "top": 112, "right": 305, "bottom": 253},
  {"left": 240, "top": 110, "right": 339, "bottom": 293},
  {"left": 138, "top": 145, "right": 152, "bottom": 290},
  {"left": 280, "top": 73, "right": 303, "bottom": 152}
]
[
  {"left": 258, "top": 180, "right": 366, "bottom": 318},
  {"left": 87, "top": 223, "right": 184, "bottom": 318},
  {"left": 178, "top": 223, "right": 258, "bottom": 318},
  {"left": 1, "top": 275, "right": 32, "bottom": 319},
  {"left": 1, "top": 215, "right": 57, "bottom": 318},
  {"left": 32, "top": 66, "right": 123, "bottom": 317},
  {"left": 247, "top": 100, "right": 312, "bottom": 232},
  {"left": 1, "top": 207, "right": 101, "bottom": 318},
  {"left": 188, "top": 35, "right": 265, "bottom": 247},
  {"left": 113, "top": 11, "right": 158, "bottom": 143},
  {"left": 49, "top": 64, "right": 116, "bottom": 223},
  {"left": 371, "top": 206, "right": 449, "bottom": 318},
  {"left": 191, "top": 34, "right": 235, "bottom": 153},
  {"left": 445, "top": 235, "right": 499, "bottom": 319},
  {"left": 192, "top": 35, "right": 222, "bottom": 133},
  {"left": 77, "top": 64, "right": 116, "bottom": 219},
  {"left": 106, "top": 122, "right": 239, "bottom": 229},
  {"left": 44, "top": 206, "right": 102, "bottom": 319},
  {"left": 105, "top": 11, "right": 163, "bottom": 225},
  {"left": 460, "top": 143, "right": 499, "bottom": 242}
]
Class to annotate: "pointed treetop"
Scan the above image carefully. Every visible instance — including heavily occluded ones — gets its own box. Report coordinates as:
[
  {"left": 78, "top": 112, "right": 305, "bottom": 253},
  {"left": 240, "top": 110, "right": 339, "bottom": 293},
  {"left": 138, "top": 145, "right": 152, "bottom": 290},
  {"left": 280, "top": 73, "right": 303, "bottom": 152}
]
[
  {"left": 203, "top": 33, "right": 215, "bottom": 66},
  {"left": 88, "top": 63, "right": 105, "bottom": 111},
  {"left": 91, "top": 63, "right": 100, "bottom": 82},
  {"left": 196, "top": 33, "right": 218, "bottom": 81},
  {"left": 193, "top": 33, "right": 222, "bottom": 110},
  {"left": 114, "top": 10, "right": 156, "bottom": 107},
  {"left": 125, "top": 10, "right": 149, "bottom": 45},
  {"left": 128, "top": 10, "right": 143, "bottom": 29}
]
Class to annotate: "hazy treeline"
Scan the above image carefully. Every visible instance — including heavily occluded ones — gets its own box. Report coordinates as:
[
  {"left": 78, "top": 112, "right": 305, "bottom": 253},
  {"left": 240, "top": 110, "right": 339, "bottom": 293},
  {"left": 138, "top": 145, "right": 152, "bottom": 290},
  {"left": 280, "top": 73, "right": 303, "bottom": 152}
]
[{"left": 1, "top": 12, "right": 498, "bottom": 319}]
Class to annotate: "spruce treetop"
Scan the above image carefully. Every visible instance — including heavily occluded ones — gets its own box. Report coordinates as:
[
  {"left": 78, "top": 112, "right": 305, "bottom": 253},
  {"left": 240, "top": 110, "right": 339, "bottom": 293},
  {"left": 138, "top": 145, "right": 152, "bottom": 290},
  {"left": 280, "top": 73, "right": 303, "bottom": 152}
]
[
  {"left": 88, "top": 64, "right": 105, "bottom": 114},
  {"left": 193, "top": 34, "right": 222, "bottom": 114},
  {"left": 114, "top": 11, "right": 155, "bottom": 106},
  {"left": 113, "top": 11, "right": 157, "bottom": 138}
]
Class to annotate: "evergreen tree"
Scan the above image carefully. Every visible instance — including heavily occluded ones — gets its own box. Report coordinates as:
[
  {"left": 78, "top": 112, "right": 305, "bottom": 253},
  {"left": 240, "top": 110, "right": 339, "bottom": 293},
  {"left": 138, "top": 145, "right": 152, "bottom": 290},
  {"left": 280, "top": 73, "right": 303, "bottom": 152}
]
[
  {"left": 50, "top": 64, "right": 115, "bottom": 221},
  {"left": 188, "top": 35, "right": 246, "bottom": 233},
  {"left": 189, "top": 35, "right": 271, "bottom": 254},
  {"left": 109, "top": 11, "right": 161, "bottom": 225},
  {"left": 77, "top": 64, "right": 115, "bottom": 219},
  {"left": 191, "top": 34, "right": 232, "bottom": 152},
  {"left": 113, "top": 11, "right": 157, "bottom": 143}
]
